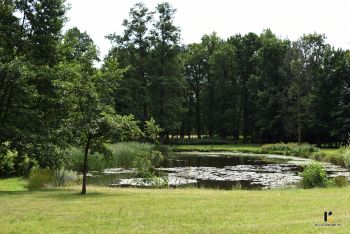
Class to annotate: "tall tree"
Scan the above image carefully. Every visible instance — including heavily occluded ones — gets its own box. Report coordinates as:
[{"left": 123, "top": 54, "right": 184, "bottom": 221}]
[
  {"left": 229, "top": 33, "right": 261, "bottom": 142},
  {"left": 149, "top": 2, "right": 185, "bottom": 141},
  {"left": 184, "top": 43, "right": 207, "bottom": 139},
  {"left": 107, "top": 3, "right": 153, "bottom": 122}
]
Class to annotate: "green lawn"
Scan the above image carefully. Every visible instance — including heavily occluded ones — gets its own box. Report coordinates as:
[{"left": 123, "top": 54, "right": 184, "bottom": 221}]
[{"left": 0, "top": 178, "right": 349, "bottom": 233}]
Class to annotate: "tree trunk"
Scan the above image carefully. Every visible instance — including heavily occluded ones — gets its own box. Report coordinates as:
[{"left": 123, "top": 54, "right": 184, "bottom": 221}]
[
  {"left": 297, "top": 79, "right": 301, "bottom": 145},
  {"left": 81, "top": 134, "right": 92, "bottom": 195},
  {"left": 187, "top": 92, "right": 193, "bottom": 139},
  {"left": 195, "top": 92, "right": 201, "bottom": 139},
  {"left": 208, "top": 75, "right": 214, "bottom": 139}
]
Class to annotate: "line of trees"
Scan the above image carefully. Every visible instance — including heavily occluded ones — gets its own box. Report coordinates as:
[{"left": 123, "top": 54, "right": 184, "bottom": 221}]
[
  {"left": 106, "top": 3, "right": 350, "bottom": 145},
  {"left": 1, "top": 0, "right": 350, "bottom": 177}
]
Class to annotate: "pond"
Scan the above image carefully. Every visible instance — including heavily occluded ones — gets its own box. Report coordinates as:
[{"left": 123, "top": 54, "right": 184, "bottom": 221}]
[{"left": 87, "top": 152, "right": 350, "bottom": 190}]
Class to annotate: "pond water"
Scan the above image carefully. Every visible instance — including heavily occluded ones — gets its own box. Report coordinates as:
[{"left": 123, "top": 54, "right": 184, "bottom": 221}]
[{"left": 87, "top": 152, "right": 350, "bottom": 190}]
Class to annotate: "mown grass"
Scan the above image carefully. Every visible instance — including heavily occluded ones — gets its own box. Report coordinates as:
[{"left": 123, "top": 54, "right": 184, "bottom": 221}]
[{"left": 0, "top": 178, "right": 349, "bottom": 233}]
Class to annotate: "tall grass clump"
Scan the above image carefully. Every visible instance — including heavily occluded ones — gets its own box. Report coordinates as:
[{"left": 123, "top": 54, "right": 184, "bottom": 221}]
[
  {"left": 62, "top": 147, "right": 107, "bottom": 172},
  {"left": 51, "top": 169, "right": 80, "bottom": 187},
  {"left": 108, "top": 142, "right": 154, "bottom": 168},
  {"left": 27, "top": 168, "right": 54, "bottom": 190},
  {"left": 28, "top": 168, "right": 80, "bottom": 190},
  {"left": 60, "top": 142, "right": 166, "bottom": 172}
]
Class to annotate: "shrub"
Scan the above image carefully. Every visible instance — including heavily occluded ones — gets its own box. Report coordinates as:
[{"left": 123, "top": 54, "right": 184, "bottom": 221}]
[
  {"left": 260, "top": 143, "right": 319, "bottom": 158},
  {"left": 310, "top": 152, "right": 326, "bottom": 161},
  {"left": 289, "top": 144, "right": 319, "bottom": 157},
  {"left": 28, "top": 168, "right": 54, "bottom": 190},
  {"left": 300, "top": 163, "right": 327, "bottom": 188},
  {"left": 342, "top": 147, "right": 350, "bottom": 169},
  {"left": 261, "top": 143, "right": 292, "bottom": 153},
  {"left": 327, "top": 176, "right": 348, "bottom": 188},
  {"left": 132, "top": 150, "right": 164, "bottom": 178},
  {"left": 0, "top": 148, "right": 15, "bottom": 177},
  {"left": 323, "top": 154, "right": 345, "bottom": 167}
]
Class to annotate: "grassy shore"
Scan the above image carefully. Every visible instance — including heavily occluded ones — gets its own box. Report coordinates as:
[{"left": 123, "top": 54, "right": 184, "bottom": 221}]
[
  {"left": 173, "top": 144, "right": 338, "bottom": 155},
  {"left": 0, "top": 178, "right": 349, "bottom": 233},
  {"left": 173, "top": 144, "right": 262, "bottom": 153}
]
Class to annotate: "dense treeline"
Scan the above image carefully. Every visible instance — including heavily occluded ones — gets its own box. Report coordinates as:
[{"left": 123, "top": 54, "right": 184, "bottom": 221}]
[
  {"left": 1, "top": 0, "right": 350, "bottom": 177},
  {"left": 106, "top": 3, "right": 350, "bottom": 145}
]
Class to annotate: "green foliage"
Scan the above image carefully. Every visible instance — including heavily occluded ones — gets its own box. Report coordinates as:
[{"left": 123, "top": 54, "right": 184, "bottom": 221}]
[
  {"left": 51, "top": 169, "right": 80, "bottom": 187},
  {"left": 169, "top": 138, "right": 231, "bottom": 145},
  {"left": 144, "top": 118, "right": 163, "bottom": 142},
  {"left": 61, "top": 142, "right": 155, "bottom": 171},
  {"left": 113, "top": 115, "right": 144, "bottom": 141},
  {"left": 342, "top": 146, "right": 350, "bottom": 169},
  {"left": 310, "top": 151, "right": 326, "bottom": 161},
  {"left": 326, "top": 176, "right": 348, "bottom": 188},
  {"left": 322, "top": 153, "right": 345, "bottom": 167},
  {"left": 300, "top": 163, "right": 327, "bottom": 189},
  {"left": 132, "top": 150, "right": 164, "bottom": 178},
  {"left": 0, "top": 145, "right": 37, "bottom": 177},
  {"left": 28, "top": 167, "right": 79, "bottom": 190},
  {"left": 260, "top": 143, "right": 319, "bottom": 157},
  {"left": 62, "top": 147, "right": 107, "bottom": 172},
  {"left": 27, "top": 168, "right": 54, "bottom": 190},
  {"left": 0, "top": 147, "right": 15, "bottom": 177},
  {"left": 108, "top": 142, "right": 153, "bottom": 168}
]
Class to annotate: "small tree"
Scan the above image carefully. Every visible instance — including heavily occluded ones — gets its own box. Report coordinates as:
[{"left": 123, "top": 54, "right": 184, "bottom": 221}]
[
  {"left": 57, "top": 28, "right": 132, "bottom": 194},
  {"left": 144, "top": 118, "right": 163, "bottom": 142}
]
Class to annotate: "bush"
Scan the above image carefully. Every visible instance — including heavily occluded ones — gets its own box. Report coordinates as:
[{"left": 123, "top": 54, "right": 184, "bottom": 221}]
[
  {"left": 342, "top": 147, "right": 350, "bottom": 169},
  {"left": 323, "top": 154, "right": 345, "bottom": 167},
  {"left": 300, "top": 163, "right": 328, "bottom": 188},
  {"left": 260, "top": 143, "right": 319, "bottom": 158},
  {"left": 28, "top": 168, "right": 54, "bottom": 190},
  {"left": 0, "top": 148, "right": 15, "bottom": 177},
  {"left": 327, "top": 176, "right": 348, "bottom": 188},
  {"left": 261, "top": 143, "right": 292, "bottom": 152},
  {"left": 310, "top": 152, "right": 326, "bottom": 161},
  {"left": 132, "top": 150, "right": 164, "bottom": 178}
]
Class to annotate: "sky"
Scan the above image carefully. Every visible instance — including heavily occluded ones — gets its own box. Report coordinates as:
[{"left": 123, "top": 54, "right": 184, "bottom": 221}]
[{"left": 64, "top": 0, "right": 350, "bottom": 60}]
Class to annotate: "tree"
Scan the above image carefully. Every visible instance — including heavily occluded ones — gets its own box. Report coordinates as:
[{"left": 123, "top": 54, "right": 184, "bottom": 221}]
[
  {"left": 201, "top": 33, "right": 221, "bottom": 138},
  {"left": 229, "top": 33, "right": 261, "bottom": 142},
  {"left": 107, "top": 3, "right": 153, "bottom": 123},
  {"left": 254, "top": 30, "right": 290, "bottom": 142},
  {"left": 210, "top": 40, "right": 239, "bottom": 139},
  {"left": 0, "top": 0, "right": 68, "bottom": 170},
  {"left": 57, "top": 28, "right": 123, "bottom": 194},
  {"left": 184, "top": 43, "right": 207, "bottom": 139},
  {"left": 148, "top": 2, "right": 185, "bottom": 141}
]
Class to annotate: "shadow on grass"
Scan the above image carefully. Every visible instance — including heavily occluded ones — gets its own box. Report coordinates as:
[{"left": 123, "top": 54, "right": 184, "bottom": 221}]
[{"left": 0, "top": 187, "right": 132, "bottom": 200}]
